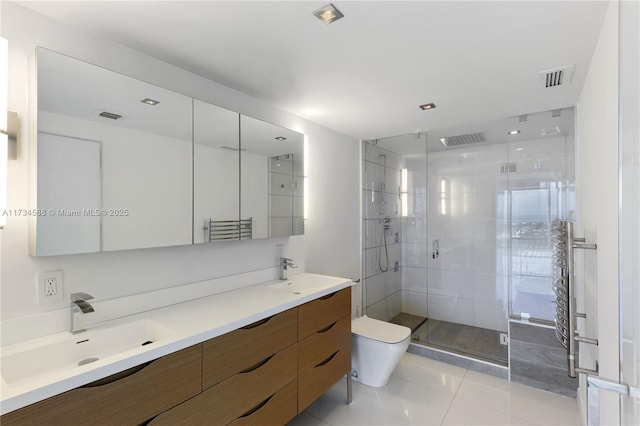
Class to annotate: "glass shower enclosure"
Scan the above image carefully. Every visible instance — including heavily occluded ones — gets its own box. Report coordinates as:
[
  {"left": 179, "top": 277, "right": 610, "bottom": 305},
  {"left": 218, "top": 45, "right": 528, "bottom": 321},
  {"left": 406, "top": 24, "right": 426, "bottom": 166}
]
[{"left": 361, "top": 108, "right": 575, "bottom": 365}]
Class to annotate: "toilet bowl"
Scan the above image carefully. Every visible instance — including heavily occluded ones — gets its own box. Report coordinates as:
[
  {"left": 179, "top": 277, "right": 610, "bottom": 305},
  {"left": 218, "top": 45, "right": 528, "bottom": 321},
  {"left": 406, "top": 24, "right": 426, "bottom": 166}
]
[{"left": 351, "top": 315, "right": 411, "bottom": 387}]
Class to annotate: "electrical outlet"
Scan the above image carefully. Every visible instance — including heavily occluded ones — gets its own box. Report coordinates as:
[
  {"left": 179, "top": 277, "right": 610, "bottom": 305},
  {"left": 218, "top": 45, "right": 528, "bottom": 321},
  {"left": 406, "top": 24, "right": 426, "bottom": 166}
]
[
  {"left": 44, "top": 277, "right": 57, "bottom": 296},
  {"left": 37, "top": 270, "right": 64, "bottom": 304}
]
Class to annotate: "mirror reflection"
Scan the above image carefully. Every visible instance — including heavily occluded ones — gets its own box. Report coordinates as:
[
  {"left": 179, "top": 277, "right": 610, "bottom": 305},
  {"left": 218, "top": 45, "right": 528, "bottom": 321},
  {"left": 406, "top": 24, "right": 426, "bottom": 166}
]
[
  {"left": 240, "top": 116, "right": 304, "bottom": 238},
  {"left": 34, "top": 48, "right": 193, "bottom": 255},
  {"left": 193, "top": 100, "right": 240, "bottom": 243}
]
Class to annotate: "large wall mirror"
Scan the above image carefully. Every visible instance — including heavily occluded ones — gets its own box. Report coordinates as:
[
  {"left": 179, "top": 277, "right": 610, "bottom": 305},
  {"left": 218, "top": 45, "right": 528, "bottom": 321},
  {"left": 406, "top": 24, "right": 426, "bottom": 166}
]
[
  {"left": 32, "top": 48, "right": 193, "bottom": 255},
  {"left": 193, "top": 100, "right": 240, "bottom": 243},
  {"left": 240, "top": 116, "right": 304, "bottom": 238},
  {"left": 31, "top": 48, "right": 305, "bottom": 256}
]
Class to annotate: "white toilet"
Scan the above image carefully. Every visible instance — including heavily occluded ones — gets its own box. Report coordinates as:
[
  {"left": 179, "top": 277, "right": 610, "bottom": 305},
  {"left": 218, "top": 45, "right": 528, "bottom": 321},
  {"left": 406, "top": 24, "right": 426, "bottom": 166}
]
[{"left": 351, "top": 315, "right": 411, "bottom": 387}]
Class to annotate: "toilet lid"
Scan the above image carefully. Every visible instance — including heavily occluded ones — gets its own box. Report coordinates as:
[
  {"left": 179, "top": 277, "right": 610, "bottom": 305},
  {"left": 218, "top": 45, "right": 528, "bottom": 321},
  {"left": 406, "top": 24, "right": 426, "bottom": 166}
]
[{"left": 352, "top": 315, "right": 411, "bottom": 344}]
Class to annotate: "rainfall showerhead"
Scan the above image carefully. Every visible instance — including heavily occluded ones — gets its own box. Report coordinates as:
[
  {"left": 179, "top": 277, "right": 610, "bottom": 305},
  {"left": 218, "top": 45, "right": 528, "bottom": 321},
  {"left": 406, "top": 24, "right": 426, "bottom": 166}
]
[{"left": 440, "top": 132, "right": 486, "bottom": 147}]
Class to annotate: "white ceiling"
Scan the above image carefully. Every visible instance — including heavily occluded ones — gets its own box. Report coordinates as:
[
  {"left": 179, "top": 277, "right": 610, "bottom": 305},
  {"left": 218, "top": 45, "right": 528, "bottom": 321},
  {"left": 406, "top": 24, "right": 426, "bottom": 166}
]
[{"left": 18, "top": 1, "right": 609, "bottom": 141}]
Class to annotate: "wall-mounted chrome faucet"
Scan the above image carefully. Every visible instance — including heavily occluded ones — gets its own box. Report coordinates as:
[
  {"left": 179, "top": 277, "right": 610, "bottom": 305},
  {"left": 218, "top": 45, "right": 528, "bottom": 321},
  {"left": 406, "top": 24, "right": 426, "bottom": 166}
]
[
  {"left": 70, "top": 292, "right": 95, "bottom": 334},
  {"left": 279, "top": 257, "right": 297, "bottom": 280}
]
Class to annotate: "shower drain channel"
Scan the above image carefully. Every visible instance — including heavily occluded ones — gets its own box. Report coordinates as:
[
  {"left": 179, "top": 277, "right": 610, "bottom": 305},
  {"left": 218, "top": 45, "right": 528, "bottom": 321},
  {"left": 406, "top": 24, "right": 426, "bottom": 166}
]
[{"left": 77, "top": 357, "right": 100, "bottom": 366}]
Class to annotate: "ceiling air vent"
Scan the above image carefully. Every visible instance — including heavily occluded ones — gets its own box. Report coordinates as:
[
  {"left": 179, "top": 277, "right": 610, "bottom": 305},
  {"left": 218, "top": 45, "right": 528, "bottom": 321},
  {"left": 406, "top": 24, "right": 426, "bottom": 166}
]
[
  {"left": 538, "top": 65, "right": 574, "bottom": 89},
  {"left": 440, "top": 132, "right": 486, "bottom": 147},
  {"left": 98, "top": 111, "right": 122, "bottom": 120},
  {"left": 216, "top": 145, "right": 246, "bottom": 152},
  {"left": 540, "top": 126, "right": 562, "bottom": 137}
]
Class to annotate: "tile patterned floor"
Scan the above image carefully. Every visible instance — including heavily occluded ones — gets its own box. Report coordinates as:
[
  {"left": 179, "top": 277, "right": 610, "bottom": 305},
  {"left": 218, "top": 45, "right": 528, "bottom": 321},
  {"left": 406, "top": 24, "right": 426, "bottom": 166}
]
[{"left": 288, "top": 353, "right": 581, "bottom": 426}]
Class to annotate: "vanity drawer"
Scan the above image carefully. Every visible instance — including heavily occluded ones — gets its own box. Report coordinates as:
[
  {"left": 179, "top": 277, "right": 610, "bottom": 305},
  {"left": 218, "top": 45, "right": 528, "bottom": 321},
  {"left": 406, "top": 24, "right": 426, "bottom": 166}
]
[
  {"left": 203, "top": 308, "right": 297, "bottom": 389},
  {"left": 228, "top": 380, "right": 297, "bottom": 426},
  {"left": 298, "top": 288, "right": 350, "bottom": 340},
  {"left": 298, "top": 344, "right": 350, "bottom": 412},
  {"left": 0, "top": 345, "right": 202, "bottom": 426},
  {"left": 155, "top": 343, "right": 296, "bottom": 426},
  {"left": 298, "top": 315, "right": 351, "bottom": 372},
  {"left": 149, "top": 345, "right": 297, "bottom": 425}
]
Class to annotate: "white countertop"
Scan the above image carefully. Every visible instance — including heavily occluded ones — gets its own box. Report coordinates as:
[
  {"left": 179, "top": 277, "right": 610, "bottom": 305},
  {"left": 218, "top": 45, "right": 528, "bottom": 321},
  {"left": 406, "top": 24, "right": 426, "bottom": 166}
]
[{"left": 0, "top": 273, "right": 353, "bottom": 415}]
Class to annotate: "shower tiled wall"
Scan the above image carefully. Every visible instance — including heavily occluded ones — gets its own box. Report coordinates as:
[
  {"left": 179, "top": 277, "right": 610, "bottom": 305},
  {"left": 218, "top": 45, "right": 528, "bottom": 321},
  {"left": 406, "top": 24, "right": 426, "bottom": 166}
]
[
  {"left": 401, "top": 156, "right": 428, "bottom": 317},
  {"left": 362, "top": 142, "right": 403, "bottom": 320}
]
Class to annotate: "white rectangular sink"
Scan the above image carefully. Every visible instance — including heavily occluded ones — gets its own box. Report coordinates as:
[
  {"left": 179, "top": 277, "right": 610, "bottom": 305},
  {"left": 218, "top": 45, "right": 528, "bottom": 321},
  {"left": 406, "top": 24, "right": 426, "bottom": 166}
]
[
  {"left": 267, "top": 273, "right": 343, "bottom": 295},
  {"left": 1, "top": 319, "right": 178, "bottom": 386}
]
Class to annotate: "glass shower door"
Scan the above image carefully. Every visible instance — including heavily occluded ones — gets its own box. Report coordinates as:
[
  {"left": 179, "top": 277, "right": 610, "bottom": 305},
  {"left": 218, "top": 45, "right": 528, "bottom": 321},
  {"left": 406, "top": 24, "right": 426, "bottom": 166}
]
[
  {"left": 620, "top": 0, "right": 639, "bottom": 422},
  {"left": 420, "top": 141, "right": 510, "bottom": 364}
]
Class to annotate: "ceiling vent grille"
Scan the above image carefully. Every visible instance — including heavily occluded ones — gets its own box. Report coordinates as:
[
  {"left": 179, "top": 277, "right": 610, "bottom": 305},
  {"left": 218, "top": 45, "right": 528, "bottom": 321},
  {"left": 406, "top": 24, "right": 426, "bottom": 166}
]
[
  {"left": 441, "top": 132, "right": 486, "bottom": 147},
  {"left": 98, "top": 111, "right": 122, "bottom": 120},
  {"left": 538, "top": 65, "right": 574, "bottom": 89},
  {"left": 216, "top": 145, "right": 246, "bottom": 152},
  {"left": 540, "top": 126, "right": 562, "bottom": 137}
]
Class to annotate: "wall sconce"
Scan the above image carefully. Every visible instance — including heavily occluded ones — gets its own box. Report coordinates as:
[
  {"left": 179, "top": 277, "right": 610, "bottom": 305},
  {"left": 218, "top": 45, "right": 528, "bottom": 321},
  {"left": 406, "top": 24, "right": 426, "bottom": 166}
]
[
  {"left": 303, "top": 135, "right": 308, "bottom": 221},
  {"left": 440, "top": 178, "right": 449, "bottom": 216},
  {"left": 400, "top": 168, "right": 408, "bottom": 217},
  {"left": 1, "top": 36, "right": 18, "bottom": 229}
]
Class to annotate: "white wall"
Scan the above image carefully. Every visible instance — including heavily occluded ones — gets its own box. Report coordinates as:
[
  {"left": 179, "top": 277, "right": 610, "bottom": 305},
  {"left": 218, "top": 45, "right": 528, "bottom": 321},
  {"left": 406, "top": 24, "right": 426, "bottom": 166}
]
[
  {"left": 39, "top": 111, "right": 193, "bottom": 252},
  {"left": 194, "top": 144, "right": 241, "bottom": 243},
  {"left": 241, "top": 152, "right": 269, "bottom": 239},
  {"left": 0, "top": 2, "right": 360, "bottom": 337},
  {"left": 575, "top": 1, "right": 619, "bottom": 424}
]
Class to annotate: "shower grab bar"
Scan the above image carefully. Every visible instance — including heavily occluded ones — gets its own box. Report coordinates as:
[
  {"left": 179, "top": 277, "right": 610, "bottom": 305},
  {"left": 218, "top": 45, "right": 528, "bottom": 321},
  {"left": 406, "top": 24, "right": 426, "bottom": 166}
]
[{"left": 552, "top": 220, "right": 598, "bottom": 378}]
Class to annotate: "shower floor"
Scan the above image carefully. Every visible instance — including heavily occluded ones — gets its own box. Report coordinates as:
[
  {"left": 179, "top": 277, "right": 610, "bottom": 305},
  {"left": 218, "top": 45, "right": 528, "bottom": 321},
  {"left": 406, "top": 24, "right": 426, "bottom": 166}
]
[{"left": 390, "top": 313, "right": 508, "bottom": 366}]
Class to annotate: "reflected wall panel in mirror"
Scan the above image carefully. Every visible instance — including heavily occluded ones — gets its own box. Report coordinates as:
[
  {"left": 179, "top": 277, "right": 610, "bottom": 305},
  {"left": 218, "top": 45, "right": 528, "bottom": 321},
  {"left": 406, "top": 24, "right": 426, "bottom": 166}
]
[
  {"left": 193, "top": 100, "right": 240, "bottom": 243},
  {"left": 240, "top": 116, "right": 304, "bottom": 238},
  {"left": 32, "top": 48, "right": 193, "bottom": 255}
]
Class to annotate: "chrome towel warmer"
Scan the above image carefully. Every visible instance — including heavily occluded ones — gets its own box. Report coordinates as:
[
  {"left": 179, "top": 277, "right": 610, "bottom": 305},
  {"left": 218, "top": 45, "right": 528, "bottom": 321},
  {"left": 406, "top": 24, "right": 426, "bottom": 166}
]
[
  {"left": 551, "top": 219, "right": 598, "bottom": 377},
  {"left": 204, "top": 217, "right": 253, "bottom": 242}
]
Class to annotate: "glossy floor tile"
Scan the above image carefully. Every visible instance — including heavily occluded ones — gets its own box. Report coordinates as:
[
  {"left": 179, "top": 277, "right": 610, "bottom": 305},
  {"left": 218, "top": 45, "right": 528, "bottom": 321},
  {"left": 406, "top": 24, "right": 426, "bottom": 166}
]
[{"left": 290, "top": 353, "right": 581, "bottom": 426}]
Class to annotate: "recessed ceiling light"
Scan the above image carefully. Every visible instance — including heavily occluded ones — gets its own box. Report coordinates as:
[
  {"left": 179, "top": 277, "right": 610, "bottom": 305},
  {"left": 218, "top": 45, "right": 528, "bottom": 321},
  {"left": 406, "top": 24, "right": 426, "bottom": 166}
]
[
  {"left": 508, "top": 130, "right": 520, "bottom": 135},
  {"left": 313, "top": 3, "right": 344, "bottom": 25},
  {"left": 141, "top": 98, "right": 160, "bottom": 106},
  {"left": 275, "top": 136, "right": 287, "bottom": 141},
  {"left": 419, "top": 103, "right": 436, "bottom": 110}
]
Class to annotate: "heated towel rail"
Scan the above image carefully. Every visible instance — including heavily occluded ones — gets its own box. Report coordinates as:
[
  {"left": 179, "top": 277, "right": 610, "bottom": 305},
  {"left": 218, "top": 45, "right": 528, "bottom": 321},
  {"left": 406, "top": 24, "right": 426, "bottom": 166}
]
[
  {"left": 204, "top": 218, "right": 252, "bottom": 242},
  {"left": 551, "top": 219, "right": 598, "bottom": 378}
]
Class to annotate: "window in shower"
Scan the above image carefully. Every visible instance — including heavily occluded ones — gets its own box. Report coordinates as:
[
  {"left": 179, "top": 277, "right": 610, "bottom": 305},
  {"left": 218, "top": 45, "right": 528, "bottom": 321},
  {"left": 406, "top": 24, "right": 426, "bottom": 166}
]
[{"left": 507, "top": 122, "right": 575, "bottom": 323}]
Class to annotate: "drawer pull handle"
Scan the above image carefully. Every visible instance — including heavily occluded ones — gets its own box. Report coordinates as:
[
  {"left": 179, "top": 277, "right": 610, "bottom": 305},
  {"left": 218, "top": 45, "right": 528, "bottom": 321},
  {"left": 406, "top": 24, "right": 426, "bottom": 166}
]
[
  {"left": 241, "top": 315, "right": 274, "bottom": 330},
  {"left": 238, "top": 394, "right": 274, "bottom": 419},
  {"left": 317, "top": 321, "right": 338, "bottom": 334},
  {"left": 318, "top": 291, "right": 337, "bottom": 301},
  {"left": 240, "top": 354, "right": 275, "bottom": 374},
  {"left": 315, "top": 350, "right": 339, "bottom": 368},
  {"left": 81, "top": 361, "right": 153, "bottom": 388}
]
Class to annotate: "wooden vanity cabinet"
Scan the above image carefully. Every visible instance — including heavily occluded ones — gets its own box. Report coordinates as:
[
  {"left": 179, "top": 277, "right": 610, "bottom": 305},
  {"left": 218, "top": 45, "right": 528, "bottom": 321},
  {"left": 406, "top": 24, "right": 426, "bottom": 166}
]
[
  {"left": 297, "top": 288, "right": 351, "bottom": 412},
  {"left": 1, "top": 288, "right": 352, "bottom": 426},
  {"left": 150, "top": 309, "right": 299, "bottom": 426},
  {"left": 0, "top": 345, "right": 202, "bottom": 426},
  {"left": 152, "top": 290, "right": 352, "bottom": 424},
  {"left": 202, "top": 308, "right": 297, "bottom": 390}
]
